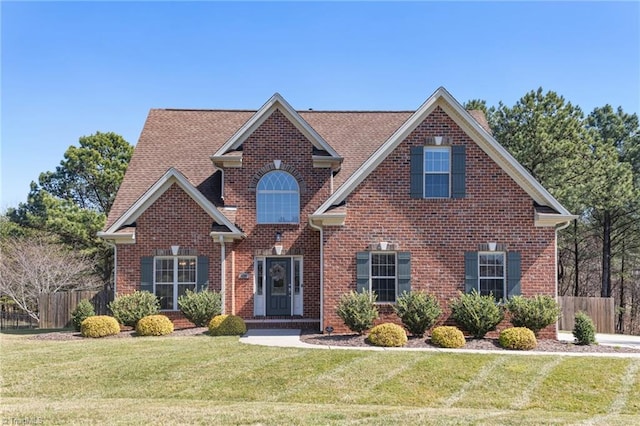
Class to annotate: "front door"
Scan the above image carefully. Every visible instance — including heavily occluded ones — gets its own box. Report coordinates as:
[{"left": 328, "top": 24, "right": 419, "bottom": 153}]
[{"left": 266, "top": 258, "right": 291, "bottom": 316}]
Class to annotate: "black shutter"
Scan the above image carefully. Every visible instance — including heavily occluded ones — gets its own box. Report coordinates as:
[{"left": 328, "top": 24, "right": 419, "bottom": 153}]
[
  {"left": 140, "top": 257, "right": 154, "bottom": 293},
  {"left": 507, "top": 251, "right": 522, "bottom": 298},
  {"left": 397, "top": 252, "right": 411, "bottom": 297},
  {"left": 451, "top": 145, "right": 466, "bottom": 199},
  {"left": 410, "top": 146, "right": 424, "bottom": 198},
  {"left": 464, "top": 252, "right": 478, "bottom": 293},
  {"left": 356, "top": 252, "right": 370, "bottom": 293},
  {"left": 197, "top": 256, "right": 210, "bottom": 291}
]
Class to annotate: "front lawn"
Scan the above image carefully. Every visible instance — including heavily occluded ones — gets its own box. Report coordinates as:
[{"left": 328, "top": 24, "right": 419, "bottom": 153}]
[{"left": 1, "top": 332, "right": 639, "bottom": 425}]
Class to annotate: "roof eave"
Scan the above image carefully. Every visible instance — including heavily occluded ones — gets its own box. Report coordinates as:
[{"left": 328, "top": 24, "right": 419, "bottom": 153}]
[
  {"left": 309, "top": 213, "right": 347, "bottom": 227},
  {"left": 97, "top": 231, "right": 136, "bottom": 244},
  {"left": 534, "top": 213, "right": 578, "bottom": 228},
  {"left": 210, "top": 154, "right": 242, "bottom": 168},
  {"left": 209, "top": 231, "right": 246, "bottom": 243}
]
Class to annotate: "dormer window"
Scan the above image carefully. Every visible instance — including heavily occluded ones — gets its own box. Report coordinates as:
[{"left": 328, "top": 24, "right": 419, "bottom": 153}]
[{"left": 256, "top": 171, "right": 300, "bottom": 224}]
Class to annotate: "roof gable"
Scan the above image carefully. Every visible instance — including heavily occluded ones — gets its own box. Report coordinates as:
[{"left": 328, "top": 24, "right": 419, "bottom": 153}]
[
  {"left": 211, "top": 93, "right": 343, "bottom": 164},
  {"left": 101, "top": 168, "right": 243, "bottom": 238},
  {"left": 313, "top": 87, "right": 574, "bottom": 224}
]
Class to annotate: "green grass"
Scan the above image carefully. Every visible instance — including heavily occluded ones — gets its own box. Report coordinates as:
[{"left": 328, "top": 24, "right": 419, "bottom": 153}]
[{"left": 1, "top": 333, "right": 639, "bottom": 425}]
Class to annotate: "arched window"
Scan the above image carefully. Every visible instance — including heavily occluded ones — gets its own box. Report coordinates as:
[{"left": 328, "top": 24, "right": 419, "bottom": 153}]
[{"left": 256, "top": 171, "right": 300, "bottom": 224}]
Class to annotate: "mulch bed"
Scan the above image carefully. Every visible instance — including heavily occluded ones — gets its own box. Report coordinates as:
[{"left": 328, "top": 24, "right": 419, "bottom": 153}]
[
  {"left": 27, "top": 327, "right": 640, "bottom": 353},
  {"left": 299, "top": 331, "right": 640, "bottom": 354}
]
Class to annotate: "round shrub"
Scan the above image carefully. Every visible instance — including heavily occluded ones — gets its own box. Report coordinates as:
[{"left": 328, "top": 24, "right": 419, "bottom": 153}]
[
  {"left": 498, "top": 327, "right": 537, "bottom": 350},
  {"left": 108, "top": 290, "right": 159, "bottom": 327},
  {"left": 81, "top": 315, "right": 120, "bottom": 338},
  {"left": 136, "top": 315, "right": 174, "bottom": 336},
  {"left": 430, "top": 326, "right": 466, "bottom": 348},
  {"left": 573, "top": 311, "right": 596, "bottom": 345},
  {"left": 71, "top": 299, "right": 95, "bottom": 332},
  {"left": 336, "top": 290, "right": 379, "bottom": 335},
  {"left": 367, "top": 323, "right": 408, "bottom": 347},
  {"left": 393, "top": 291, "right": 442, "bottom": 337},
  {"left": 450, "top": 290, "right": 504, "bottom": 338},
  {"left": 178, "top": 289, "right": 222, "bottom": 327},
  {"left": 208, "top": 314, "right": 247, "bottom": 336},
  {"left": 506, "top": 295, "right": 561, "bottom": 335}
]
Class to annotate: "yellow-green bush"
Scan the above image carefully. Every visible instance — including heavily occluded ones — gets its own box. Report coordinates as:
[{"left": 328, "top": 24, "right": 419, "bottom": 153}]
[
  {"left": 499, "top": 327, "right": 537, "bottom": 350},
  {"left": 136, "top": 315, "right": 174, "bottom": 336},
  {"left": 430, "top": 326, "right": 465, "bottom": 348},
  {"left": 80, "top": 315, "right": 120, "bottom": 338},
  {"left": 367, "top": 323, "right": 407, "bottom": 347},
  {"left": 208, "top": 314, "right": 247, "bottom": 336}
]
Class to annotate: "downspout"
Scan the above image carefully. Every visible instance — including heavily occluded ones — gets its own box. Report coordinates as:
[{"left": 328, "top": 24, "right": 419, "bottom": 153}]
[
  {"left": 554, "top": 220, "right": 572, "bottom": 337},
  {"left": 219, "top": 235, "right": 226, "bottom": 314},
  {"left": 308, "top": 218, "right": 324, "bottom": 333}
]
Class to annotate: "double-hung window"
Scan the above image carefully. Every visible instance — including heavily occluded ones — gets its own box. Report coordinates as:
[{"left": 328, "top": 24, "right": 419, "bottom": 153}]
[
  {"left": 478, "top": 252, "right": 505, "bottom": 300},
  {"left": 256, "top": 171, "right": 300, "bottom": 224},
  {"left": 356, "top": 251, "right": 411, "bottom": 303},
  {"left": 154, "top": 257, "right": 196, "bottom": 310},
  {"left": 424, "top": 147, "right": 451, "bottom": 198}
]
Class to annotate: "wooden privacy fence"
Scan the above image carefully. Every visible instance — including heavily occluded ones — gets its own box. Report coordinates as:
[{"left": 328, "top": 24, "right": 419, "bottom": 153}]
[
  {"left": 39, "top": 290, "right": 113, "bottom": 329},
  {"left": 559, "top": 296, "right": 615, "bottom": 334}
]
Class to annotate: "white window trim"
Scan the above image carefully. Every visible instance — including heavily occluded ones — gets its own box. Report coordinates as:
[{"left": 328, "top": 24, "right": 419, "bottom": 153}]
[
  {"left": 477, "top": 251, "right": 506, "bottom": 300},
  {"left": 154, "top": 256, "right": 197, "bottom": 311},
  {"left": 423, "top": 146, "right": 451, "bottom": 199},
  {"left": 370, "top": 251, "right": 398, "bottom": 303},
  {"left": 256, "top": 171, "right": 300, "bottom": 224}
]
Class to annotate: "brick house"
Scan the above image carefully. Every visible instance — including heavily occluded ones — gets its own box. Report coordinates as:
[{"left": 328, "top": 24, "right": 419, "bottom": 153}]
[{"left": 99, "top": 87, "right": 574, "bottom": 338}]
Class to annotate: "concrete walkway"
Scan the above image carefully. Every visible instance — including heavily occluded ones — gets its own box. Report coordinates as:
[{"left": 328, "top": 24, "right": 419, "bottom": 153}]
[{"left": 240, "top": 329, "right": 640, "bottom": 358}]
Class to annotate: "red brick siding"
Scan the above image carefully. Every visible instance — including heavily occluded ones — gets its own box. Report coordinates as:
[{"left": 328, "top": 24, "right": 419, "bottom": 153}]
[
  {"left": 116, "top": 183, "right": 220, "bottom": 328},
  {"left": 223, "top": 109, "right": 331, "bottom": 321},
  {"left": 322, "top": 107, "right": 557, "bottom": 338}
]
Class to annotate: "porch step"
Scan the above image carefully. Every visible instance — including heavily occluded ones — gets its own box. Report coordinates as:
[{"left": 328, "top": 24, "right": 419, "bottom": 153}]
[{"left": 245, "top": 319, "right": 320, "bottom": 331}]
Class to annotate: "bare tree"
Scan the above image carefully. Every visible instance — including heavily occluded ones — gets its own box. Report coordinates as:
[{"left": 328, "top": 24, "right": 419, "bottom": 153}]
[{"left": 0, "top": 234, "right": 101, "bottom": 321}]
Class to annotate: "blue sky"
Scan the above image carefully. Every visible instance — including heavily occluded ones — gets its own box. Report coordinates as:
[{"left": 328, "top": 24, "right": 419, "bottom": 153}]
[{"left": 2, "top": 1, "right": 639, "bottom": 210}]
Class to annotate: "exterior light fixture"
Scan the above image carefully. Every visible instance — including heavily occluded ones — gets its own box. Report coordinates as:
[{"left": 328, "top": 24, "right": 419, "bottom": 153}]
[
  {"left": 275, "top": 232, "right": 282, "bottom": 243},
  {"left": 325, "top": 326, "right": 334, "bottom": 336}
]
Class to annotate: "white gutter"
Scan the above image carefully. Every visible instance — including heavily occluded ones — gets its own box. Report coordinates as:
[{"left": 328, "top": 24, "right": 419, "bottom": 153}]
[{"left": 308, "top": 218, "right": 324, "bottom": 333}]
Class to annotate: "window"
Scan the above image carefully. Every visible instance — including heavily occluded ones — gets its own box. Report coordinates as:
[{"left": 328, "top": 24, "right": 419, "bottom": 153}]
[
  {"left": 478, "top": 252, "right": 505, "bottom": 300},
  {"left": 371, "top": 253, "right": 397, "bottom": 302},
  {"left": 256, "top": 171, "right": 300, "bottom": 224},
  {"left": 154, "top": 257, "right": 196, "bottom": 310},
  {"left": 356, "top": 251, "right": 410, "bottom": 303},
  {"left": 465, "top": 251, "right": 521, "bottom": 301},
  {"left": 424, "top": 147, "right": 450, "bottom": 198}
]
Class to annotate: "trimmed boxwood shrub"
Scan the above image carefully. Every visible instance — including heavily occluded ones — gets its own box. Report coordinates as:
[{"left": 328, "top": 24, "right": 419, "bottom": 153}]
[
  {"left": 498, "top": 327, "right": 537, "bottom": 350},
  {"left": 336, "top": 290, "right": 379, "bottom": 335},
  {"left": 178, "top": 289, "right": 222, "bottom": 327},
  {"left": 367, "top": 323, "right": 407, "bottom": 347},
  {"left": 71, "top": 299, "right": 95, "bottom": 332},
  {"left": 450, "top": 290, "right": 504, "bottom": 338},
  {"left": 109, "top": 290, "right": 159, "bottom": 327},
  {"left": 208, "top": 314, "right": 247, "bottom": 336},
  {"left": 506, "top": 295, "right": 561, "bottom": 335},
  {"left": 573, "top": 311, "right": 596, "bottom": 345},
  {"left": 81, "top": 316, "right": 120, "bottom": 338},
  {"left": 430, "top": 326, "right": 466, "bottom": 348},
  {"left": 136, "top": 315, "right": 174, "bottom": 336},
  {"left": 393, "top": 291, "right": 442, "bottom": 337}
]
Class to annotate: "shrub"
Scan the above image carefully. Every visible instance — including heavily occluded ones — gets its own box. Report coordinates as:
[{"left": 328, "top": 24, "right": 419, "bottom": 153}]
[
  {"left": 393, "top": 291, "right": 442, "bottom": 337},
  {"left": 367, "top": 323, "right": 408, "bottom": 347},
  {"left": 136, "top": 315, "right": 174, "bottom": 336},
  {"left": 208, "top": 314, "right": 247, "bottom": 336},
  {"left": 498, "top": 327, "right": 537, "bottom": 350},
  {"left": 506, "top": 295, "right": 561, "bottom": 335},
  {"left": 71, "top": 299, "right": 95, "bottom": 332},
  {"left": 336, "top": 290, "right": 379, "bottom": 335},
  {"left": 80, "top": 315, "right": 120, "bottom": 338},
  {"left": 450, "top": 290, "right": 504, "bottom": 338},
  {"left": 178, "top": 289, "right": 222, "bottom": 327},
  {"left": 430, "top": 326, "right": 466, "bottom": 348},
  {"left": 108, "top": 290, "right": 159, "bottom": 327},
  {"left": 573, "top": 311, "right": 596, "bottom": 345}
]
